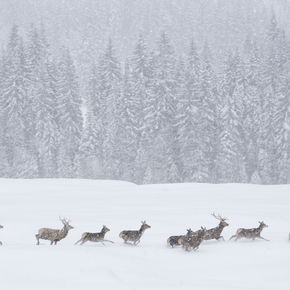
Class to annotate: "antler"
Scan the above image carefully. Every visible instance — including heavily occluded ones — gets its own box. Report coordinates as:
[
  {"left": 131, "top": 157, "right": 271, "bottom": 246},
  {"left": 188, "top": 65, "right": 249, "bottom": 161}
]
[
  {"left": 59, "top": 216, "right": 71, "bottom": 225},
  {"left": 211, "top": 212, "right": 228, "bottom": 221}
]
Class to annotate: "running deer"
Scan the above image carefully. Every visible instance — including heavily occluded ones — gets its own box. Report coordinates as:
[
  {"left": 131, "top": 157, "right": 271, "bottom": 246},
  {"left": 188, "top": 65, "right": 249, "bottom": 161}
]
[
  {"left": 178, "top": 227, "right": 206, "bottom": 248},
  {"left": 167, "top": 228, "right": 194, "bottom": 248},
  {"left": 204, "top": 212, "right": 229, "bottom": 241},
  {"left": 178, "top": 226, "right": 208, "bottom": 251},
  {"left": 0, "top": 223, "right": 3, "bottom": 245},
  {"left": 119, "top": 221, "right": 151, "bottom": 245},
  {"left": 229, "top": 221, "right": 269, "bottom": 241},
  {"left": 75, "top": 225, "right": 114, "bottom": 246},
  {"left": 35, "top": 216, "right": 74, "bottom": 245}
]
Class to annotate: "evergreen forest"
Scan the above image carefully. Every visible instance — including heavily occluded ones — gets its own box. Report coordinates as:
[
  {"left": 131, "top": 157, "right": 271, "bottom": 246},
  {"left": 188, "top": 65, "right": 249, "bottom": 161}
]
[{"left": 0, "top": 0, "right": 290, "bottom": 184}]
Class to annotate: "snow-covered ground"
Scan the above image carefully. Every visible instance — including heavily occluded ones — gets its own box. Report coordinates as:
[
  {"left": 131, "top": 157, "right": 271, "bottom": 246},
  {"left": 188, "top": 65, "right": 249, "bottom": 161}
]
[{"left": 0, "top": 179, "right": 289, "bottom": 290}]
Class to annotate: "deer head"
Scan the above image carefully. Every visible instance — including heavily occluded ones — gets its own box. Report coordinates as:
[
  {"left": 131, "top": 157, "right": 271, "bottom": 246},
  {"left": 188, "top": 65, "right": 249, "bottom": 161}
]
[
  {"left": 186, "top": 228, "right": 194, "bottom": 235},
  {"left": 59, "top": 216, "right": 74, "bottom": 230},
  {"left": 258, "top": 221, "right": 268, "bottom": 229},
  {"left": 212, "top": 212, "right": 229, "bottom": 227},
  {"left": 103, "top": 225, "right": 110, "bottom": 233},
  {"left": 141, "top": 220, "right": 151, "bottom": 228}
]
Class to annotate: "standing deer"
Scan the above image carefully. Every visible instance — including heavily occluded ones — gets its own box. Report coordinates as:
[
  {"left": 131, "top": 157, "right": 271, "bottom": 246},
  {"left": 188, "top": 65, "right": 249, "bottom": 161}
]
[
  {"left": 0, "top": 224, "right": 3, "bottom": 246},
  {"left": 119, "top": 221, "right": 151, "bottom": 245},
  {"left": 204, "top": 212, "right": 229, "bottom": 241},
  {"left": 75, "top": 225, "right": 114, "bottom": 246},
  {"left": 229, "top": 221, "right": 269, "bottom": 241},
  {"left": 167, "top": 228, "right": 194, "bottom": 248},
  {"left": 35, "top": 216, "right": 74, "bottom": 245},
  {"left": 178, "top": 226, "right": 208, "bottom": 251}
]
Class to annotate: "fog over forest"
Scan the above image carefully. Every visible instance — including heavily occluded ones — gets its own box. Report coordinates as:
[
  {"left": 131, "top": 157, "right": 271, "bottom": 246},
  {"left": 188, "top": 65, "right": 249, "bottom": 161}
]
[{"left": 0, "top": 0, "right": 290, "bottom": 184}]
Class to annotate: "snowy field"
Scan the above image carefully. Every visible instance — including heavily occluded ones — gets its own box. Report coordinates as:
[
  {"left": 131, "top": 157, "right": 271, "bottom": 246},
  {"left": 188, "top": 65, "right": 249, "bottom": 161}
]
[{"left": 0, "top": 179, "right": 289, "bottom": 290}]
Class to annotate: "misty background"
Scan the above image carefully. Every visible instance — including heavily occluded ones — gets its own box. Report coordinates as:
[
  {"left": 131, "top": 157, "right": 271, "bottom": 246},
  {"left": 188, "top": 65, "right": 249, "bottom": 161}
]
[{"left": 0, "top": 0, "right": 290, "bottom": 184}]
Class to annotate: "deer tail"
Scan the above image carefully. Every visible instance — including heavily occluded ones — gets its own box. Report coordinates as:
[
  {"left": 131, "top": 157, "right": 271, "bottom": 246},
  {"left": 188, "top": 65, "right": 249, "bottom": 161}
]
[{"left": 81, "top": 232, "right": 88, "bottom": 239}]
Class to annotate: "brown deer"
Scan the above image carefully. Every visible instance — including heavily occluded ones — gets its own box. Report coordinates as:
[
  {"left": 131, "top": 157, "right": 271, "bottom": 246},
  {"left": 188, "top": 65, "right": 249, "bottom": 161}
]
[
  {"left": 167, "top": 228, "right": 194, "bottom": 248},
  {"left": 0, "top": 224, "right": 3, "bottom": 246},
  {"left": 35, "top": 216, "right": 74, "bottom": 245},
  {"left": 229, "top": 221, "right": 269, "bottom": 241},
  {"left": 119, "top": 221, "right": 151, "bottom": 245},
  {"left": 204, "top": 212, "right": 229, "bottom": 241},
  {"left": 75, "top": 225, "right": 114, "bottom": 246},
  {"left": 178, "top": 226, "right": 208, "bottom": 251}
]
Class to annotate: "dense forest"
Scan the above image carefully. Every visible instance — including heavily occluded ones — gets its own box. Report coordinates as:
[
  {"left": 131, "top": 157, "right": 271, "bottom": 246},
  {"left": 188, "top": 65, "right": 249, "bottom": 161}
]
[{"left": 0, "top": 0, "right": 290, "bottom": 184}]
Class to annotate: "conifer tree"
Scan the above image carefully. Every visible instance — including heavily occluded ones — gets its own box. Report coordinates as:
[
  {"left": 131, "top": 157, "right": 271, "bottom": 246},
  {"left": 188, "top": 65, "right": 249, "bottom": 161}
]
[
  {"left": 1, "top": 24, "right": 35, "bottom": 177},
  {"left": 56, "top": 47, "right": 83, "bottom": 178},
  {"left": 198, "top": 42, "right": 218, "bottom": 182},
  {"left": 98, "top": 38, "right": 122, "bottom": 179},
  {"left": 145, "top": 32, "right": 178, "bottom": 183}
]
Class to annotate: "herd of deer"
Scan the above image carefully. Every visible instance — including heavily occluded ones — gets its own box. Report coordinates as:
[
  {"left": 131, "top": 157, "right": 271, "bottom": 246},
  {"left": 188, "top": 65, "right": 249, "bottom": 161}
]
[
  {"left": 0, "top": 213, "right": 287, "bottom": 250},
  {"left": 167, "top": 213, "right": 270, "bottom": 251}
]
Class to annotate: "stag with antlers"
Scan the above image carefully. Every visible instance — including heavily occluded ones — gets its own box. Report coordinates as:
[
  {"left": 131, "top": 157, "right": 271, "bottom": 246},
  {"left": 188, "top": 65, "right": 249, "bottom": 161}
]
[
  {"left": 204, "top": 212, "right": 229, "bottom": 241},
  {"left": 35, "top": 216, "right": 74, "bottom": 245},
  {"left": 229, "top": 221, "right": 269, "bottom": 241}
]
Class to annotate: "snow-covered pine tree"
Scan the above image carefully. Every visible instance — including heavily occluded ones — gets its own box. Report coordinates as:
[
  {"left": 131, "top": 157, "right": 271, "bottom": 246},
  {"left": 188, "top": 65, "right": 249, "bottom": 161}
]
[
  {"left": 25, "top": 23, "right": 59, "bottom": 178},
  {"left": 76, "top": 62, "right": 102, "bottom": 179},
  {"left": 258, "top": 14, "right": 281, "bottom": 184},
  {"left": 145, "top": 32, "right": 178, "bottom": 183},
  {"left": 0, "top": 54, "right": 9, "bottom": 177},
  {"left": 198, "top": 42, "right": 219, "bottom": 183},
  {"left": 176, "top": 40, "right": 201, "bottom": 182},
  {"left": 98, "top": 38, "right": 122, "bottom": 180},
  {"left": 56, "top": 47, "right": 83, "bottom": 178},
  {"left": 216, "top": 50, "right": 246, "bottom": 183},
  {"left": 271, "top": 28, "right": 290, "bottom": 183},
  {"left": 129, "top": 34, "right": 152, "bottom": 184},
  {"left": 242, "top": 37, "right": 261, "bottom": 183},
  {"left": 1, "top": 24, "right": 36, "bottom": 177}
]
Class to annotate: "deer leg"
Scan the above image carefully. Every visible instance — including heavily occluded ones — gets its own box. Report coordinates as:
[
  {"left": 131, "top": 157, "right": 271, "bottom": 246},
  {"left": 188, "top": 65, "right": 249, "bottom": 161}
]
[
  {"left": 102, "top": 239, "right": 114, "bottom": 244},
  {"left": 257, "top": 236, "right": 269, "bottom": 242},
  {"left": 35, "top": 234, "right": 40, "bottom": 245},
  {"left": 80, "top": 239, "right": 88, "bottom": 245},
  {"left": 75, "top": 239, "right": 82, "bottom": 245},
  {"left": 0, "top": 241, "right": 2, "bottom": 245},
  {"left": 124, "top": 240, "right": 133, "bottom": 245},
  {"left": 229, "top": 235, "right": 237, "bottom": 241}
]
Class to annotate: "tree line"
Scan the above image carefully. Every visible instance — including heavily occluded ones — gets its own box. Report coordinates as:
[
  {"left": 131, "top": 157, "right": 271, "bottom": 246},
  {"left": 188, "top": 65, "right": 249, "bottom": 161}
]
[{"left": 0, "top": 17, "right": 289, "bottom": 184}]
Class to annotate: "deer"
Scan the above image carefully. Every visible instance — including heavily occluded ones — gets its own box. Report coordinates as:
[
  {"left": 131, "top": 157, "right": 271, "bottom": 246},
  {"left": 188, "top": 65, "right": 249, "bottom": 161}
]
[
  {"left": 167, "top": 228, "right": 194, "bottom": 248},
  {"left": 0, "top": 224, "right": 3, "bottom": 246},
  {"left": 119, "top": 221, "right": 151, "bottom": 245},
  {"left": 75, "top": 225, "right": 114, "bottom": 246},
  {"left": 178, "top": 226, "right": 208, "bottom": 251},
  {"left": 178, "top": 227, "right": 206, "bottom": 248},
  {"left": 35, "top": 216, "right": 74, "bottom": 245},
  {"left": 229, "top": 221, "right": 269, "bottom": 241},
  {"left": 204, "top": 212, "right": 229, "bottom": 241}
]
